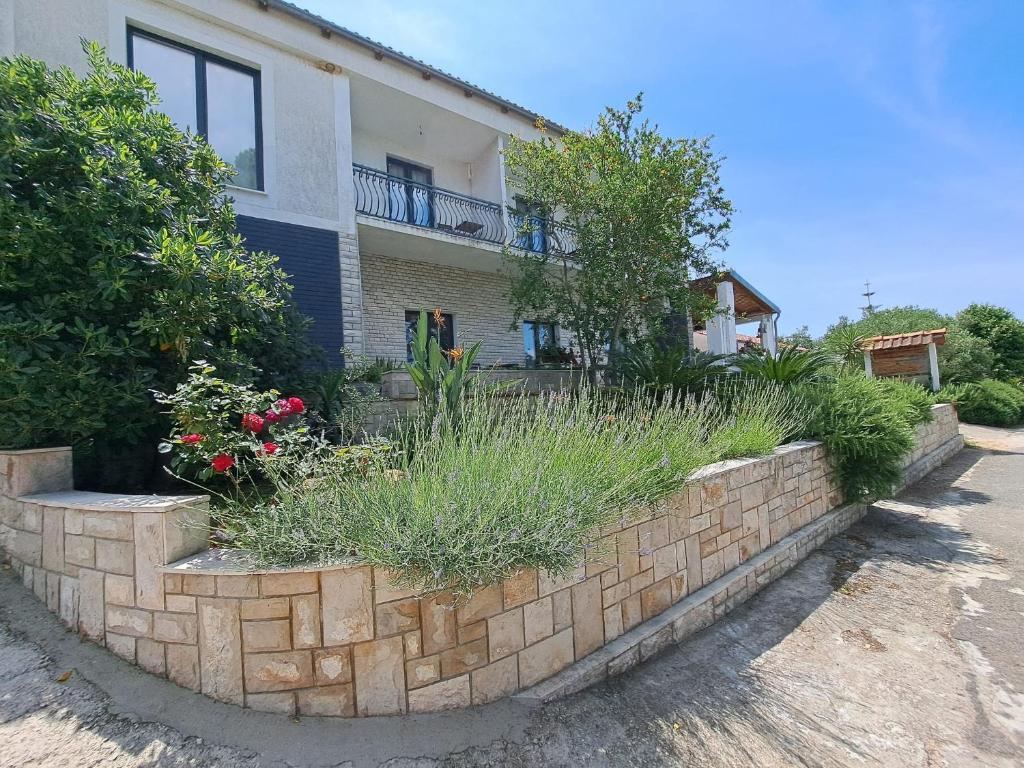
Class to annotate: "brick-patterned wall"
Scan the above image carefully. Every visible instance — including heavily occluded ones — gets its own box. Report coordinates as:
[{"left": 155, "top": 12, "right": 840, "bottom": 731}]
[
  {"left": 360, "top": 253, "right": 529, "bottom": 366},
  {"left": 0, "top": 405, "right": 962, "bottom": 718},
  {"left": 339, "top": 232, "right": 365, "bottom": 356}
]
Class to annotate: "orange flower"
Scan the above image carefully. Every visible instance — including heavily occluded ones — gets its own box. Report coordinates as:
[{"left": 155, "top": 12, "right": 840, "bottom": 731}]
[
  {"left": 447, "top": 346, "right": 465, "bottom": 362},
  {"left": 432, "top": 307, "right": 446, "bottom": 328}
]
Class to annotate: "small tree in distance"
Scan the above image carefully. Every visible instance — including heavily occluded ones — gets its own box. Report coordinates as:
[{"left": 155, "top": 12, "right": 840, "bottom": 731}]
[{"left": 502, "top": 95, "right": 733, "bottom": 380}]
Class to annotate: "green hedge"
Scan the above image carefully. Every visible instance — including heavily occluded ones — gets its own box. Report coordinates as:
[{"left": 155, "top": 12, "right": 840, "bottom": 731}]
[
  {"left": 938, "top": 379, "right": 1024, "bottom": 427},
  {"left": 798, "top": 375, "right": 925, "bottom": 502}
]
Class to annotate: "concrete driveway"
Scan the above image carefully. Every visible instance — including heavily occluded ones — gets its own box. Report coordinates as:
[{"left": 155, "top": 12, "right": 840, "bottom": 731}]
[{"left": 1, "top": 424, "right": 1023, "bottom": 767}]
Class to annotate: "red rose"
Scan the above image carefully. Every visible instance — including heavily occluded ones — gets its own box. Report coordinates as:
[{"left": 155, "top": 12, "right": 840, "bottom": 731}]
[
  {"left": 211, "top": 454, "right": 235, "bottom": 473},
  {"left": 273, "top": 398, "right": 292, "bottom": 416},
  {"left": 286, "top": 397, "right": 305, "bottom": 414},
  {"left": 260, "top": 442, "right": 279, "bottom": 455},
  {"left": 180, "top": 434, "right": 203, "bottom": 444},
  {"left": 241, "top": 413, "right": 265, "bottom": 433},
  {"left": 265, "top": 409, "right": 281, "bottom": 424}
]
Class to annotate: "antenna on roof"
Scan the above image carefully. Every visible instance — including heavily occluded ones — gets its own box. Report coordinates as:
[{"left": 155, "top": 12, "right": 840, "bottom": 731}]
[{"left": 860, "top": 280, "right": 880, "bottom": 314}]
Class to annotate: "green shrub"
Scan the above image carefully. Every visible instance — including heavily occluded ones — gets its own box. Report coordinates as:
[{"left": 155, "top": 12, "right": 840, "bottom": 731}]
[
  {"left": 0, "top": 45, "right": 311, "bottom": 489},
  {"left": 956, "top": 304, "right": 1024, "bottom": 380},
  {"left": 294, "top": 356, "right": 382, "bottom": 444},
  {"left": 734, "top": 346, "right": 836, "bottom": 383},
  {"left": 798, "top": 375, "right": 917, "bottom": 501},
  {"left": 615, "top": 341, "right": 731, "bottom": 401},
  {"left": 940, "top": 327, "right": 996, "bottom": 384},
  {"left": 874, "top": 378, "right": 935, "bottom": 426},
  {"left": 937, "top": 379, "right": 1024, "bottom": 426},
  {"left": 214, "top": 380, "right": 801, "bottom": 594},
  {"left": 706, "top": 379, "right": 805, "bottom": 458}
]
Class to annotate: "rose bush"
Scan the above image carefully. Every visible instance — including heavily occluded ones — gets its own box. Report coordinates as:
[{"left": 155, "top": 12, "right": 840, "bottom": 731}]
[
  {"left": 158, "top": 363, "right": 395, "bottom": 505},
  {"left": 157, "top": 362, "right": 317, "bottom": 486}
]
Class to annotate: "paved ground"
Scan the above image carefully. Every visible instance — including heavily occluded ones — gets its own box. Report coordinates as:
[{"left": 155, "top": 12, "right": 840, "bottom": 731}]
[{"left": 2, "top": 424, "right": 1023, "bottom": 767}]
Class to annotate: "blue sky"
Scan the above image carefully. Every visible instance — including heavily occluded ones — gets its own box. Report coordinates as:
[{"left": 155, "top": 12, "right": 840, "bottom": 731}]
[{"left": 303, "top": 0, "right": 1023, "bottom": 337}]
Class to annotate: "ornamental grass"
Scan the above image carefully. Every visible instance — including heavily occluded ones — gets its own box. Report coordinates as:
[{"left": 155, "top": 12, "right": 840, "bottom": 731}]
[{"left": 215, "top": 380, "right": 804, "bottom": 595}]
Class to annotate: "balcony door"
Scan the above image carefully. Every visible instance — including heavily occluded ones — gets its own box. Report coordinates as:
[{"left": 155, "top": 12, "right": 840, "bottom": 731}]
[
  {"left": 512, "top": 198, "right": 547, "bottom": 253},
  {"left": 387, "top": 157, "right": 433, "bottom": 228}
]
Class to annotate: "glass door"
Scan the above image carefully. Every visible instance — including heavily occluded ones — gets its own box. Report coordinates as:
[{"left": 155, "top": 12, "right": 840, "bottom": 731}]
[{"left": 387, "top": 157, "right": 433, "bottom": 227}]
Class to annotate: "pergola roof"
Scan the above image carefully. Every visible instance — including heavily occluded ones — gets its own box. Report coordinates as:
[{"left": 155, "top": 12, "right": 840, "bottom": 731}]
[
  {"left": 861, "top": 328, "right": 947, "bottom": 351},
  {"left": 692, "top": 269, "right": 780, "bottom": 322}
]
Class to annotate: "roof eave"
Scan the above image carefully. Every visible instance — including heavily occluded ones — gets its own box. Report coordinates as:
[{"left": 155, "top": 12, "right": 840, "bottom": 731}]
[{"left": 262, "top": 0, "right": 567, "bottom": 134}]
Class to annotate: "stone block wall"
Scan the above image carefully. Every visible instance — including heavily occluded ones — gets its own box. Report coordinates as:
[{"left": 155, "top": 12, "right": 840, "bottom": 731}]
[
  {"left": 903, "top": 402, "right": 960, "bottom": 467},
  {"left": 153, "top": 437, "right": 840, "bottom": 717},
  {"left": 0, "top": 447, "right": 209, "bottom": 676},
  {"left": 338, "top": 231, "right": 365, "bottom": 356},
  {"left": 0, "top": 405, "right": 962, "bottom": 717}
]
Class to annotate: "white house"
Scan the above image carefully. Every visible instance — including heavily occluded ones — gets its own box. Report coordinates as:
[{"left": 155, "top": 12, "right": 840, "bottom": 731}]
[{"left": 1, "top": 0, "right": 776, "bottom": 368}]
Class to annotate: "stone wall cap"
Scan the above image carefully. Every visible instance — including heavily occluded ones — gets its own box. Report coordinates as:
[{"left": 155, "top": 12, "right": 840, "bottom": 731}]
[
  {"left": 0, "top": 446, "right": 73, "bottom": 455},
  {"left": 686, "top": 439, "right": 822, "bottom": 482},
  {"left": 19, "top": 490, "right": 207, "bottom": 512},
  {"left": 161, "top": 547, "right": 362, "bottom": 575}
]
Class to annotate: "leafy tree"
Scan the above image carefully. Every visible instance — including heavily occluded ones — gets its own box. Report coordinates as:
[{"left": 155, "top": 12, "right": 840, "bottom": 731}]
[
  {"left": 502, "top": 95, "right": 732, "bottom": 380},
  {"left": 826, "top": 305, "right": 946, "bottom": 339},
  {"left": 821, "top": 304, "right": 993, "bottom": 383},
  {"left": 0, "top": 44, "right": 312, "bottom": 488},
  {"left": 939, "top": 329, "right": 995, "bottom": 384},
  {"left": 956, "top": 304, "right": 1024, "bottom": 380},
  {"left": 779, "top": 325, "right": 814, "bottom": 350}
]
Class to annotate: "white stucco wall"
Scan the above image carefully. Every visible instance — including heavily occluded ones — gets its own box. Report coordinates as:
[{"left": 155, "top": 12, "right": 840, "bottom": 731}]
[
  {"left": 5, "top": 0, "right": 344, "bottom": 229},
  {"left": 4, "top": 0, "right": 108, "bottom": 68},
  {"left": 470, "top": 136, "right": 504, "bottom": 207},
  {"left": 351, "top": 130, "right": 477, "bottom": 199}
]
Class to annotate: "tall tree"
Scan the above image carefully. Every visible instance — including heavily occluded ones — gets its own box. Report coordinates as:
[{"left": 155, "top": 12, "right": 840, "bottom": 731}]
[
  {"left": 780, "top": 325, "right": 814, "bottom": 349},
  {"left": 502, "top": 95, "right": 732, "bottom": 378}
]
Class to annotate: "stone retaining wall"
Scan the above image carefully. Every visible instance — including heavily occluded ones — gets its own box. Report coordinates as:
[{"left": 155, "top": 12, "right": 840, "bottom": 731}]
[{"left": 0, "top": 405, "right": 962, "bottom": 717}]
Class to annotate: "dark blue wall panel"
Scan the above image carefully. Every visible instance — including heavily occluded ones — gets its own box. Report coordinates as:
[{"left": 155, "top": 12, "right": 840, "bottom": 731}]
[{"left": 236, "top": 215, "right": 344, "bottom": 368}]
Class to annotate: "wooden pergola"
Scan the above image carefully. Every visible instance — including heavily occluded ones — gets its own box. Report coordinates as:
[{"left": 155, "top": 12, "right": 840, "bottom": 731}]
[
  {"left": 861, "top": 328, "right": 947, "bottom": 391},
  {"left": 690, "top": 270, "right": 781, "bottom": 355}
]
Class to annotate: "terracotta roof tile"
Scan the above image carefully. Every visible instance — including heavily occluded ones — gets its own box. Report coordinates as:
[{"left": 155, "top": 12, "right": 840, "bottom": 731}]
[{"left": 860, "top": 328, "right": 947, "bottom": 351}]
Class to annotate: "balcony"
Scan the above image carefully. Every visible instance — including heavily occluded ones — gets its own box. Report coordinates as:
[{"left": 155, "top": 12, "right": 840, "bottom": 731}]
[
  {"left": 353, "top": 164, "right": 505, "bottom": 245},
  {"left": 506, "top": 213, "right": 578, "bottom": 258},
  {"left": 352, "top": 163, "right": 579, "bottom": 265}
]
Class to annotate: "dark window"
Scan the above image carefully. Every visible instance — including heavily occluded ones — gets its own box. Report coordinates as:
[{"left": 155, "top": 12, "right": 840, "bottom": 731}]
[
  {"left": 387, "top": 157, "right": 433, "bottom": 227},
  {"left": 511, "top": 198, "right": 547, "bottom": 253},
  {"left": 128, "top": 28, "right": 262, "bottom": 190},
  {"left": 523, "top": 320, "right": 558, "bottom": 367},
  {"left": 405, "top": 310, "right": 454, "bottom": 362}
]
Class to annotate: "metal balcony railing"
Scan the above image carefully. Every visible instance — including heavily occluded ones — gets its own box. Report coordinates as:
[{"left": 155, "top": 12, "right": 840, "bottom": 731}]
[
  {"left": 352, "top": 164, "right": 505, "bottom": 244},
  {"left": 352, "top": 163, "right": 579, "bottom": 257},
  {"left": 507, "top": 213, "right": 578, "bottom": 258}
]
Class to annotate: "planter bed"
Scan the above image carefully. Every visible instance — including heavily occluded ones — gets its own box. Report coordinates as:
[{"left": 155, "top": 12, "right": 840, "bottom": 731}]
[{"left": 0, "top": 405, "right": 962, "bottom": 717}]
